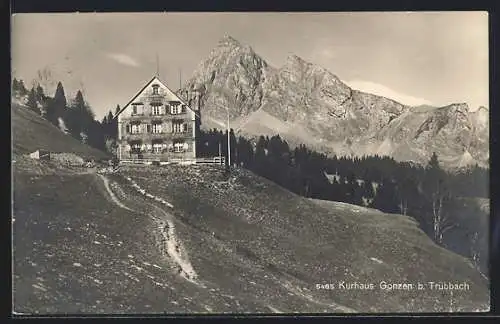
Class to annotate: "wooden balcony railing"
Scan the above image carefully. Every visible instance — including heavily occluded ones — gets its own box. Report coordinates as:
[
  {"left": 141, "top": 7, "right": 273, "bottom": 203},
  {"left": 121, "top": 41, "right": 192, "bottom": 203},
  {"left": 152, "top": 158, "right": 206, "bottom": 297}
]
[{"left": 121, "top": 131, "right": 194, "bottom": 142}]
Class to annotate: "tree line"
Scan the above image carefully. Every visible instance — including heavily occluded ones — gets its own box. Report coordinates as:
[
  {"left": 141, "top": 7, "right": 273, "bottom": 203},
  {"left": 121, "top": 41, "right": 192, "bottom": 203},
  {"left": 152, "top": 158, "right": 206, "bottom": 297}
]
[
  {"left": 198, "top": 128, "right": 489, "bottom": 276},
  {"left": 12, "top": 78, "right": 120, "bottom": 155}
]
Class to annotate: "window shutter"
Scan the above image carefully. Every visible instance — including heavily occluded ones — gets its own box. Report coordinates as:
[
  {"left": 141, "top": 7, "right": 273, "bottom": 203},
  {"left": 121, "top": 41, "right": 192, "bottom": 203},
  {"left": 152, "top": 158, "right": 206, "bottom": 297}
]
[
  {"left": 182, "top": 105, "right": 186, "bottom": 113},
  {"left": 147, "top": 124, "right": 151, "bottom": 133},
  {"left": 126, "top": 124, "right": 130, "bottom": 133},
  {"left": 183, "top": 123, "right": 188, "bottom": 133}
]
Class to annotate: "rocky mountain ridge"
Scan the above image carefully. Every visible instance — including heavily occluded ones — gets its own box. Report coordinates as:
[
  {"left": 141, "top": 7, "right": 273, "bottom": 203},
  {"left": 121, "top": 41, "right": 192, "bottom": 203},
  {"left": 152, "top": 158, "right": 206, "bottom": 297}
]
[{"left": 183, "top": 35, "right": 489, "bottom": 169}]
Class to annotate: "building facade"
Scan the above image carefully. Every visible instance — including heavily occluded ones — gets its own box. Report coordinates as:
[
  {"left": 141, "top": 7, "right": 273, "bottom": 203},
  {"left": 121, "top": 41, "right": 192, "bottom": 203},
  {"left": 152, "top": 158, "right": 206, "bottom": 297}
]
[{"left": 114, "top": 76, "right": 201, "bottom": 163}]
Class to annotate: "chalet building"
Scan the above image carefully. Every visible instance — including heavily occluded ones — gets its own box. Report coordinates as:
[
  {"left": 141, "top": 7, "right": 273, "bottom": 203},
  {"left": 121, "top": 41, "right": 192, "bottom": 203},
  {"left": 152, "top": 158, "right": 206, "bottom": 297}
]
[{"left": 114, "top": 75, "right": 201, "bottom": 163}]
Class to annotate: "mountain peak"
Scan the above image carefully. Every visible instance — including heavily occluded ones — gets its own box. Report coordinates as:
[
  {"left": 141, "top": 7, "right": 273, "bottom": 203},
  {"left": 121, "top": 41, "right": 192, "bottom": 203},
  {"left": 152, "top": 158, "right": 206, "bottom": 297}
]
[
  {"left": 452, "top": 102, "right": 470, "bottom": 113},
  {"left": 183, "top": 37, "right": 488, "bottom": 170},
  {"left": 218, "top": 35, "right": 242, "bottom": 47},
  {"left": 285, "top": 54, "right": 309, "bottom": 65}
]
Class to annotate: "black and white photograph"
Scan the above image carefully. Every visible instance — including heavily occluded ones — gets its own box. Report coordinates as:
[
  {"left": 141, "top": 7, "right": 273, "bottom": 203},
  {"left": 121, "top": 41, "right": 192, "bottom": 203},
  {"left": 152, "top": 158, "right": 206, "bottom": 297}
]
[{"left": 11, "top": 12, "right": 490, "bottom": 314}]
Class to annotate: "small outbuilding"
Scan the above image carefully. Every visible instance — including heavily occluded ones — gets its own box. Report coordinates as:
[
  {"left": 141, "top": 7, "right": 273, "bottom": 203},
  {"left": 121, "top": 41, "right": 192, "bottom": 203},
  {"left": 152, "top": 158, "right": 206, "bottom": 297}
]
[{"left": 29, "top": 149, "right": 51, "bottom": 161}]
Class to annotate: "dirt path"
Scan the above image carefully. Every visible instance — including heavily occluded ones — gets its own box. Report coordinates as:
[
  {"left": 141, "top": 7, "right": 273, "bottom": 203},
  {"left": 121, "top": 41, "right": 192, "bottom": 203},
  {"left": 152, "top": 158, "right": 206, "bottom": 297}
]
[
  {"left": 96, "top": 174, "right": 134, "bottom": 212},
  {"left": 96, "top": 173, "right": 200, "bottom": 286},
  {"left": 148, "top": 203, "right": 200, "bottom": 285}
]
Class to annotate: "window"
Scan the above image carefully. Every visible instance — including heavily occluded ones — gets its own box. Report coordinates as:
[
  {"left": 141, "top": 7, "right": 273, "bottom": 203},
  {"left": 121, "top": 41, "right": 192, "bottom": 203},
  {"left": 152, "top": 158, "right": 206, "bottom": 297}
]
[
  {"left": 131, "top": 124, "right": 141, "bottom": 134},
  {"left": 174, "top": 142, "right": 185, "bottom": 153},
  {"left": 153, "top": 143, "right": 163, "bottom": 153},
  {"left": 171, "top": 104, "right": 181, "bottom": 115},
  {"left": 152, "top": 105, "right": 162, "bottom": 115},
  {"left": 131, "top": 143, "right": 141, "bottom": 153},
  {"left": 132, "top": 104, "right": 143, "bottom": 115},
  {"left": 172, "top": 121, "right": 184, "bottom": 133},
  {"left": 152, "top": 84, "right": 159, "bottom": 95},
  {"left": 152, "top": 123, "right": 162, "bottom": 134}
]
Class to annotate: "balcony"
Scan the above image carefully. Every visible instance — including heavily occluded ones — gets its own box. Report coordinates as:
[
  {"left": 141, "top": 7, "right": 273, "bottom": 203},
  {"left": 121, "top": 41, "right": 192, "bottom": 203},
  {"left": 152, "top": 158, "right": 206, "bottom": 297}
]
[
  {"left": 150, "top": 132, "right": 167, "bottom": 139},
  {"left": 147, "top": 94, "right": 164, "bottom": 105},
  {"left": 125, "top": 114, "right": 150, "bottom": 122},
  {"left": 123, "top": 133, "right": 145, "bottom": 142},
  {"left": 121, "top": 131, "right": 193, "bottom": 142},
  {"left": 170, "top": 131, "right": 193, "bottom": 140}
]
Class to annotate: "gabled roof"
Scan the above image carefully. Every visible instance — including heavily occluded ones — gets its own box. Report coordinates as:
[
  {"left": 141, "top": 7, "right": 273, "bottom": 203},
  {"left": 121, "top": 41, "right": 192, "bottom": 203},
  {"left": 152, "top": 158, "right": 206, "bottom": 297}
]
[{"left": 113, "top": 75, "right": 200, "bottom": 119}]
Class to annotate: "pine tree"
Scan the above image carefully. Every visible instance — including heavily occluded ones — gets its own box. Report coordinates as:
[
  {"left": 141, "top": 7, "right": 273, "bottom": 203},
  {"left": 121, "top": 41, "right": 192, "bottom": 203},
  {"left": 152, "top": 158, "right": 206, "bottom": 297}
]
[
  {"left": 428, "top": 152, "right": 440, "bottom": 170},
  {"left": 253, "top": 135, "right": 268, "bottom": 175},
  {"left": 26, "top": 87, "right": 38, "bottom": 113},
  {"left": 66, "top": 90, "right": 88, "bottom": 140},
  {"left": 12, "top": 78, "right": 19, "bottom": 94},
  {"left": 35, "top": 84, "right": 46, "bottom": 103},
  {"left": 237, "top": 137, "right": 254, "bottom": 168},
  {"left": 371, "top": 178, "right": 399, "bottom": 213},
  {"left": 362, "top": 180, "right": 375, "bottom": 204},
  {"left": 18, "top": 80, "right": 28, "bottom": 97},
  {"left": 107, "top": 110, "right": 113, "bottom": 122},
  {"left": 45, "top": 82, "right": 66, "bottom": 126},
  {"left": 112, "top": 107, "right": 121, "bottom": 139},
  {"left": 229, "top": 129, "right": 237, "bottom": 166}
]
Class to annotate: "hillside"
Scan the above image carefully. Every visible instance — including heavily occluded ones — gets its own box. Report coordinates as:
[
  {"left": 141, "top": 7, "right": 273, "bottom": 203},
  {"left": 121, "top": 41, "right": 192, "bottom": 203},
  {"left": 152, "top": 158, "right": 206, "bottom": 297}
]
[
  {"left": 11, "top": 103, "right": 109, "bottom": 161},
  {"left": 182, "top": 36, "right": 488, "bottom": 170},
  {"left": 13, "top": 162, "right": 490, "bottom": 314}
]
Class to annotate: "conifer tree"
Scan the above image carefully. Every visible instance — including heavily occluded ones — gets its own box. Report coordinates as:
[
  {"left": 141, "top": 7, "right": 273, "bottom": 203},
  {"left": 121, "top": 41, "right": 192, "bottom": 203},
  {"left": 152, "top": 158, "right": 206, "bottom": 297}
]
[
  {"left": 107, "top": 110, "right": 114, "bottom": 123},
  {"left": 12, "top": 78, "right": 19, "bottom": 93},
  {"left": 371, "top": 178, "right": 399, "bottom": 214},
  {"left": 35, "top": 84, "right": 46, "bottom": 102},
  {"left": 18, "top": 80, "right": 28, "bottom": 96},
  {"left": 46, "top": 82, "right": 66, "bottom": 126},
  {"left": 26, "top": 87, "right": 38, "bottom": 113}
]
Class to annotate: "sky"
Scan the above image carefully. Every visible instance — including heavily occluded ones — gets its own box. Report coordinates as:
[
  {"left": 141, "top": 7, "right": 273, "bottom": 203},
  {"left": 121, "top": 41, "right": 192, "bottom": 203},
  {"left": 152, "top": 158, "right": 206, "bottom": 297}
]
[{"left": 11, "top": 12, "right": 489, "bottom": 119}]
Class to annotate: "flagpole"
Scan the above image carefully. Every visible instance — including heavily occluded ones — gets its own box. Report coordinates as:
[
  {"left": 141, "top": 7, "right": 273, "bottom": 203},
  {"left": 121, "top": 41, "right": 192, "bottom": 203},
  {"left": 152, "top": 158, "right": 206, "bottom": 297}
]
[
  {"left": 155, "top": 53, "right": 160, "bottom": 77},
  {"left": 212, "top": 102, "right": 231, "bottom": 169},
  {"left": 227, "top": 109, "right": 231, "bottom": 168}
]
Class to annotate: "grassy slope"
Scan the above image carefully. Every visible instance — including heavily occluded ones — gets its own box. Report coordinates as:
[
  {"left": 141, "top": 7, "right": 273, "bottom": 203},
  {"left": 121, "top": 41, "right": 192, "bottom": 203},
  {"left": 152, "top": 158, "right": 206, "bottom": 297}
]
[
  {"left": 13, "top": 172, "right": 264, "bottom": 314},
  {"left": 11, "top": 103, "right": 109, "bottom": 160},
  {"left": 113, "top": 165, "right": 489, "bottom": 313},
  {"left": 13, "top": 163, "right": 490, "bottom": 313}
]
